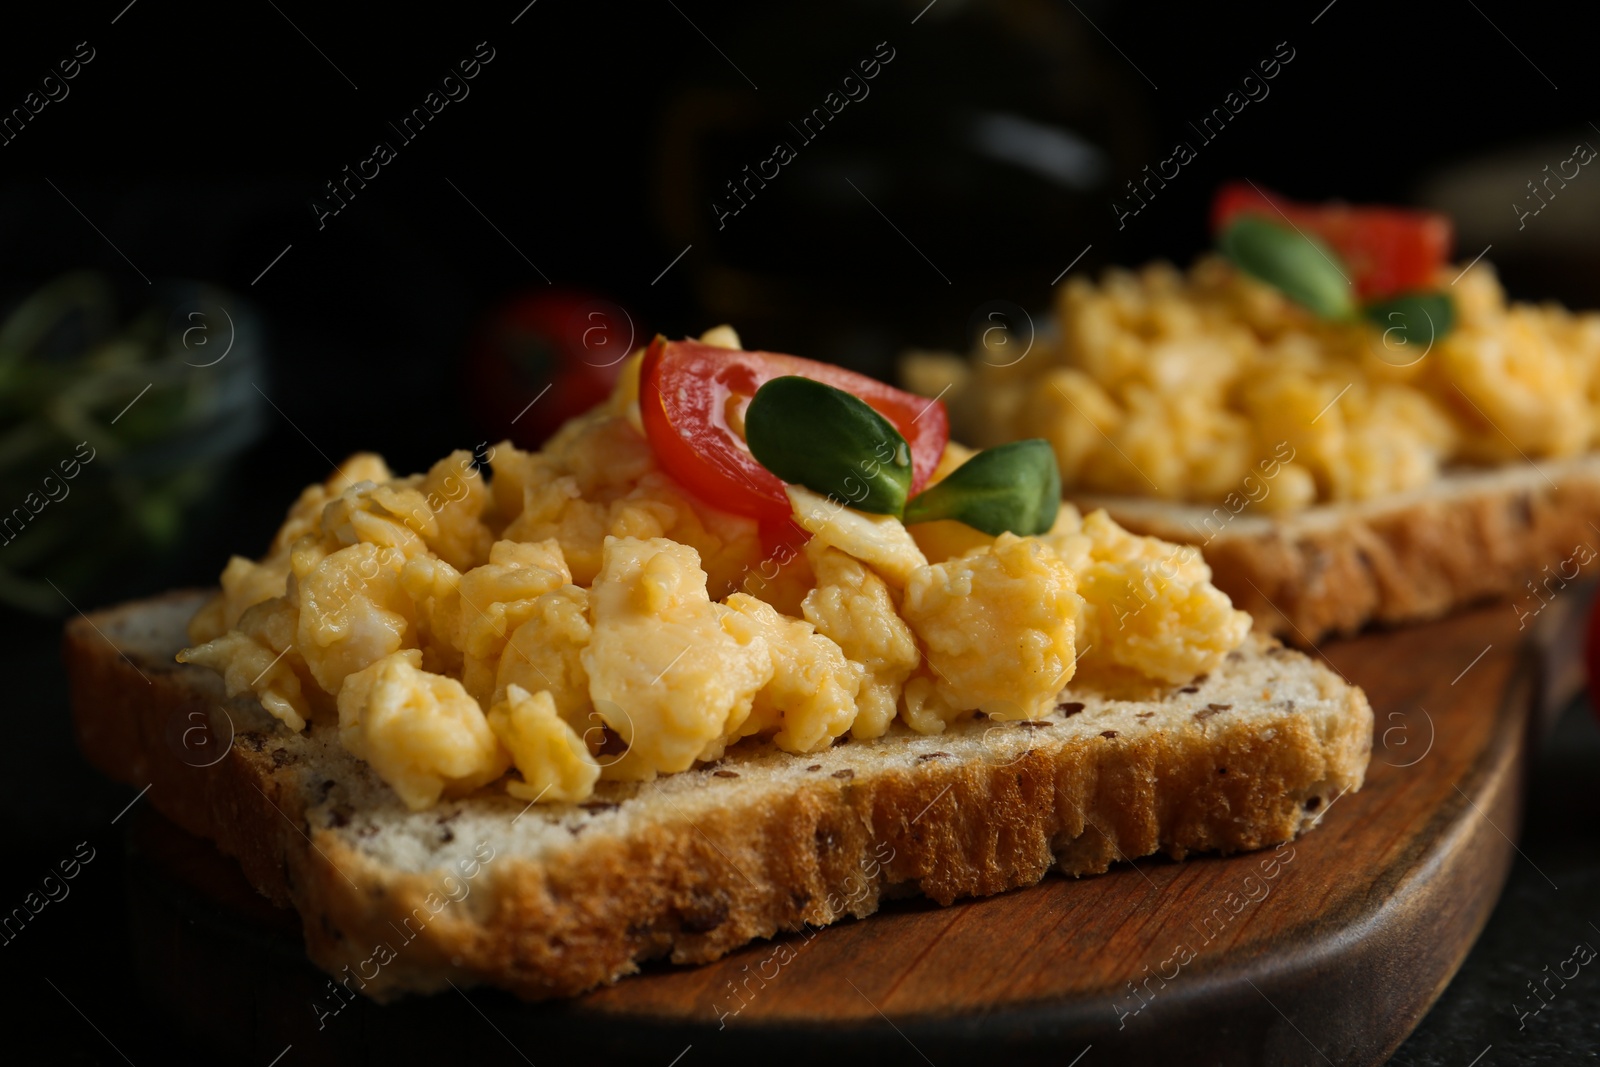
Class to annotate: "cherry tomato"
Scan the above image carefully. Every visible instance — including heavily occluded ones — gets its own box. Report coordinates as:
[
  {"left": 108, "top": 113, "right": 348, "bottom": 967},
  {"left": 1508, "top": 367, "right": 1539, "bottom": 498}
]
[
  {"left": 1211, "top": 182, "right": 1453, "bottom": 301},
  {"left": 639, "top": 337, "right": 949, "bottom": 524},
  {"left": 466, "top": 289, "right": 636, "bottom": 447}
]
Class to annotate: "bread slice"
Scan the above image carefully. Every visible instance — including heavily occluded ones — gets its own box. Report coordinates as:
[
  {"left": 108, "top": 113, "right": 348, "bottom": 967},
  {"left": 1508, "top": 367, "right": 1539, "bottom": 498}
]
[
  {"left": 1075, "top": 453, "right": 1600, "bottom": 646},
  {"left": 65, "top": 590, "right": 1372, "bottom": 1002}
]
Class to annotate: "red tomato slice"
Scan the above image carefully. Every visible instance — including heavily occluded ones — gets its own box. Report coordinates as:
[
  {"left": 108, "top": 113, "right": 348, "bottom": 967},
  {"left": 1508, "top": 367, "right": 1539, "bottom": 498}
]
[
  {"left": 1211, "top": 182, "right": 1453, "bottom": 301},
  {"left": 640, "top": 337, "right": 949, "bottom": 524}
]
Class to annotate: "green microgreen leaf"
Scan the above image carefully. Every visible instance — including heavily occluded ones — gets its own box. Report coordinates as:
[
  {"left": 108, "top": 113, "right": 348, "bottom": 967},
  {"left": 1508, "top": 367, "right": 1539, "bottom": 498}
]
[
  {"left": 745, "top": 376, "right": 911, "bottom": 515},
  {"left": 1220, "top": 215, "right": 1357, "bottom": 320},
  {"left": 1363, "top": 291, "right": 1455, "bottom": 348},
  {"left": 902, "top": 439, "right": 1061, "bottom": 536}
]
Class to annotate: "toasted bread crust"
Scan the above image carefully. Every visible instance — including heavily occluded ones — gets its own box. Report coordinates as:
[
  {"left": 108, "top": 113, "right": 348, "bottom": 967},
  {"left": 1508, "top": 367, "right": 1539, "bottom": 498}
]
[
  {"left": 65, "top": 593, "right": 1371, "bottom": 1001},
  {"left": 1078, "top": 455, "right": 1600, "bottom": 645},
  {"left": 64, "top": 589, "right": 301, "bottom": 906}
]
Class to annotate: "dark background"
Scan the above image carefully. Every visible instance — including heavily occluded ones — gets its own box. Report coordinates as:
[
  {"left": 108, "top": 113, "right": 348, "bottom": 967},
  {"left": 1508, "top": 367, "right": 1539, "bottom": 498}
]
[{"left": 3, "top": 0, "right": 1598, "bottom": 1062}]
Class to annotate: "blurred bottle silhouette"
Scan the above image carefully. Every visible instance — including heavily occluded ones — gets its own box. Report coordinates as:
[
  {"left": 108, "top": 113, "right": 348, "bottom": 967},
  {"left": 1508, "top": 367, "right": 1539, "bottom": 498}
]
[{"left": 646, "top": 0, "right": 1151, "bottom": 378}]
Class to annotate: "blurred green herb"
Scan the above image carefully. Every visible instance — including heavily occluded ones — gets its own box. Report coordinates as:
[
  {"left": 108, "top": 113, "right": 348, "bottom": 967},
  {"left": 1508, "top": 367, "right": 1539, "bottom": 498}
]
[
  {"left": 1363, "top": 291, "right": 1455, "bottom": 346},
  {"left": 1220, "top": 215, "right": 1357, "bottom": 320},
  {"left": 0, "top": 272, "right": 263, "bottom": 614},
  {"left": 1219, "top": 216, "right": 1457, "bottom": 345}
]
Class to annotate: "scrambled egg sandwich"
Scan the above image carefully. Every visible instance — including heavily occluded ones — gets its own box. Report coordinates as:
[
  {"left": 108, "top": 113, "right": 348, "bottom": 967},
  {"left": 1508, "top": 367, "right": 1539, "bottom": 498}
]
[
  {"left": 905, "top": 186, "right": 1600, "bottom": 641},
  {"left": 65, "top": 326, "right": 1371, "bottom": 1001}
]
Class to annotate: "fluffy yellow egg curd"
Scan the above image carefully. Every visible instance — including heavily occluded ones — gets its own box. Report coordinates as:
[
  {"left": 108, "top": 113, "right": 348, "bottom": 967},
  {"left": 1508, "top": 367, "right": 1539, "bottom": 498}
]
[
  {"left": 904, "top": 258, "right": 1600, "bottom": 511},
  {"left": 180, "top": 335, "right": 1250, "bottom": 811}
]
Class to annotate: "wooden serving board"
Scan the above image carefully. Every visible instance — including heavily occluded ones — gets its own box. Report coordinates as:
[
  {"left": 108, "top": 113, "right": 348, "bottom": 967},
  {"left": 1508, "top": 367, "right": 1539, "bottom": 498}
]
[{"left": 126, "top": 597, "right": 1569, "bottom": 1067}]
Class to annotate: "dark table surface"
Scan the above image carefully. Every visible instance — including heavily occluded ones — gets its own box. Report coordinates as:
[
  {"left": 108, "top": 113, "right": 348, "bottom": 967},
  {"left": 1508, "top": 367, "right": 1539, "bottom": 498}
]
[
  {"left": 6, "top": 617, "right": 1598, "bottom": 1065},
  {"left": 1386, "top": 694, "right": 1600, "bottom": 1067}
]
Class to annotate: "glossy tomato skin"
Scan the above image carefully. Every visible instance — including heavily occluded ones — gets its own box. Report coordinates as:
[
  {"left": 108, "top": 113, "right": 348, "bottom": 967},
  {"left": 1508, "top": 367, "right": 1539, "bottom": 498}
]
[
  {"left": 640, "top": 337, "right": 949, "bottom": 524},
  {"left": 1211, "top": 182, "right": 1453, "bottom": 301},
  {"left": 467, "top": 289, "right": 634, "bottom": 447}
]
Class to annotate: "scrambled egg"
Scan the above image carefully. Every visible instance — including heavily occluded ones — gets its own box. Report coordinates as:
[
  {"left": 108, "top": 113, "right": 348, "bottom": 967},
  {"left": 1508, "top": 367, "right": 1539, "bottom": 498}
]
[
  {"left": 723, "top": 593, "right": 861, "bottom": 752},
  {"left": 904, "top": 257, "right": 1600, "bottom": 507},
  {"left": 180, "top": 330, "right": 1254, "bottom": 811},
  {"left": 178, "top": 597, "right": 310, "bottom": 730},
  {"left": 292, "top": 541, "right": 414, "bottom": 696},
  {"left": 1045, "top": 509, "right": 1251, "bottom": 686},
  {"left": 487, "top": 685, "right": 599, "bottom": 803},
  {"left": 493, "top": 414, "right": 761, "bottom": 593},
  {"left": 786, "top": 485, "right": 928, "bottom": 587},
  {"left": 495, "top": 584, "right": 592, "bottom": 732},
  {"left": 800, "top": 546, "right": 919, "bottom": 739},
  {"left": 451, "top": 538, "right": 572, "bottom": 706},
  {"left": 337, "top": 650, "right": 509, "bottom": 811},
  {"left": 580, "top": 536, "right": 771, "bottom": 778},
  {"left": 901, "top": 533, "right": 1081, "bottom": 724}
]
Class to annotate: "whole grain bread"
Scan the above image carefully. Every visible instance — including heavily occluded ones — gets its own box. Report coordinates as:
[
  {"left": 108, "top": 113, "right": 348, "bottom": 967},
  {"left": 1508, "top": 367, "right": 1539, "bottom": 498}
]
[
  {"left": 64, "top": 590, "right": 1372, "bottom": 1002},
  {"left": 1075, "top": 453, "right": 1600, "bottom": 647}
]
